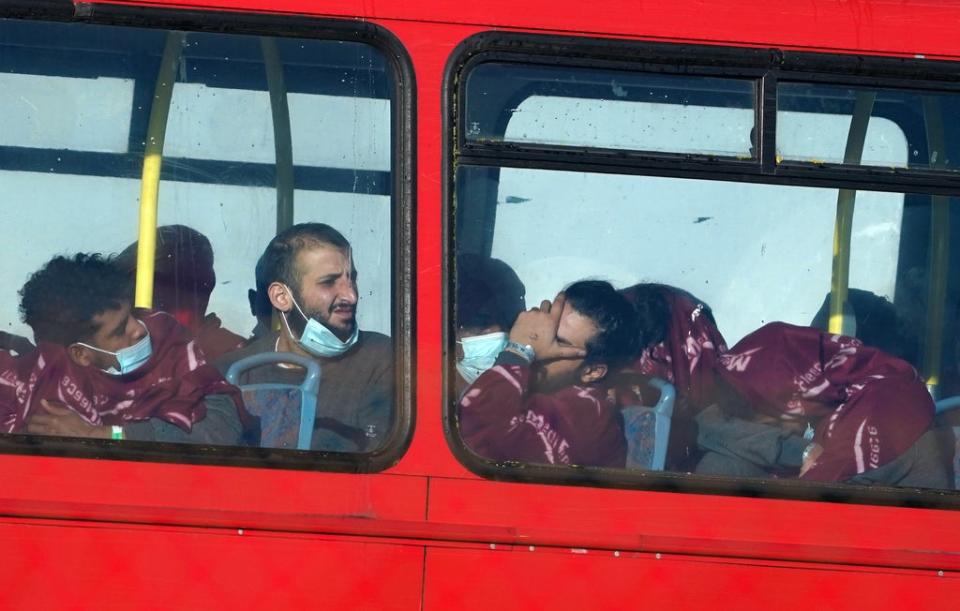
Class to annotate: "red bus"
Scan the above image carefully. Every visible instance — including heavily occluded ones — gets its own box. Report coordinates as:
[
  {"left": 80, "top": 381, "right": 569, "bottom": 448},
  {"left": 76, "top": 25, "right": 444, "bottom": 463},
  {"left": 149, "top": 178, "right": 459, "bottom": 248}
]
[{"left": 2, "top": 0, "right": 960, "bottom": 608}]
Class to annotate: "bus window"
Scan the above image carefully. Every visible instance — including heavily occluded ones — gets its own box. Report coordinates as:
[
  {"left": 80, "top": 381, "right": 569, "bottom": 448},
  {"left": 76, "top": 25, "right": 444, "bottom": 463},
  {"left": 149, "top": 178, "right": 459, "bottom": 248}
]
[
  {"left": 777, "top": 82, "right": 959, "bottom": 171},
  {"left": 465, "top": 63, "right": 756, "bottom": 158},
  {"left": 458, "top": 167, "right": 905, "bottom": 346},
  {"left": 449, "top": 37, "right": 960, "bottom": 500},
  {"left": 0, "top": 16, "right": 409, "bottom": 470}
]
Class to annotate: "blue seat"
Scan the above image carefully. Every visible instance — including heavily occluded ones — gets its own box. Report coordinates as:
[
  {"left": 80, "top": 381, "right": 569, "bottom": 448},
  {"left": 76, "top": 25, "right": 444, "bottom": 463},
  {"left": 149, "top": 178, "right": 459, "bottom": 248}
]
[
  {"left": 935, "top": 396, "right": 960, "bottom": 490},
  {"left": 935, "top": 396, "right": 960, "bottom": 415},
  {"left": 226, "top": 352, "right": 321, "bottom": 450},
  {"left": 621, "top": 377, "right": 675, "bottom": 471}
]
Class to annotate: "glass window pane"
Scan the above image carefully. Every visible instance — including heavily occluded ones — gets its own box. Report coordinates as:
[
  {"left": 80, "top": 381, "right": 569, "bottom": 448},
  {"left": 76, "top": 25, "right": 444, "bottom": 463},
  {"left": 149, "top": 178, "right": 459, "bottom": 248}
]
[
  {"left": 777, "top": 82, "right": 960, "bottom": 170},
  {"left": 454, "top": 164, "right": 959, "bottom": 491},
  {"left": 465, "top": 62, "right": 756, "bottom": 158},
  {"left": 0, "top": 18, "right": 398, "bottom": 459}
]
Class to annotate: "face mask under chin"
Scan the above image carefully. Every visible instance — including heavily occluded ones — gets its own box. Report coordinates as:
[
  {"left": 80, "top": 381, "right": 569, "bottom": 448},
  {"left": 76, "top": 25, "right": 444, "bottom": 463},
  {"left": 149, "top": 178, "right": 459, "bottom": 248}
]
[{"left": 281, "top": 285, "right": 359, "bottom": 358}]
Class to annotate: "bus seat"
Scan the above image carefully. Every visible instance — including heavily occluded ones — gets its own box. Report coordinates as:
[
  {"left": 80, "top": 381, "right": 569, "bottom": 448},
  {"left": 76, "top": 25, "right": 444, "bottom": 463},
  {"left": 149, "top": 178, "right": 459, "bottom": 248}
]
[
  {"left": 933, "top": 397, "right": 960, "bottom": 489},
  {"left": 225, "top": 352, "right": 320, "bottom": 450},
  {"left": 935, "top": 396, "right": 960, "bottom": 415},
  {"left": 622, "top": 377, "right": 675, "bottom": 471}
]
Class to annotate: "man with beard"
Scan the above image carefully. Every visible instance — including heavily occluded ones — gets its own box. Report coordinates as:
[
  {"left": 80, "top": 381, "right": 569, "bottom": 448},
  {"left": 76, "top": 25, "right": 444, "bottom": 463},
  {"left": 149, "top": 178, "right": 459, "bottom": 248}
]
[
  {"left": 457, "top": 280, "right": 642, "bottom": 468},
  {"left": 217, "top": 223, "right": 393, "bottom": 452}
]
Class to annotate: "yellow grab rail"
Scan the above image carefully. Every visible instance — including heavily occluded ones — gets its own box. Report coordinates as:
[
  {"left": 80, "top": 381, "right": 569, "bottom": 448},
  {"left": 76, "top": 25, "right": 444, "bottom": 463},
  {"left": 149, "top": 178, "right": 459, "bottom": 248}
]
[
  {"left": 135, "top": 32, "right": 184, "bottom": 309},
  {"left": 261, "top": 37, "right": 295, "bottom": 234},
  {"left": 921, "top": 96, "right": 949, "bottom": 397},
  {"left": 828, "top": 91, "right": 876, "bottom": 335},
  {"left": 261, "top": 37, "right": 294, "bottom": 332}
]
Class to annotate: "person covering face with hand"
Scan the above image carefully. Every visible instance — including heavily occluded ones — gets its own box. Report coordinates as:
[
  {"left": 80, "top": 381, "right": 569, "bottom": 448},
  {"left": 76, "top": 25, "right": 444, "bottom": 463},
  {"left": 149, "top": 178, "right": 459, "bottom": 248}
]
[{"left": 458, "top": 280, "right": 642, "bottom": 468}]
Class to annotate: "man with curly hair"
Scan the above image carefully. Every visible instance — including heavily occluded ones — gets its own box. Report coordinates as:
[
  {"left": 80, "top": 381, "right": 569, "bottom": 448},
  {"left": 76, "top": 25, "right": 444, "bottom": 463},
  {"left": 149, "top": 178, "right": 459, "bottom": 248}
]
[{"left": 9, "top": 253, "right": 244, "bottom": 444}]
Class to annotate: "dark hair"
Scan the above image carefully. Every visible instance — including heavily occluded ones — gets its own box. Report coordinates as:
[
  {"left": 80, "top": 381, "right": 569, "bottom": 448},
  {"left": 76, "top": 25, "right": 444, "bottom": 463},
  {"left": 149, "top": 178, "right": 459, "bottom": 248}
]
[
  {"left": 456, "top": 253, "right": 526, "bottom": 331},
  {"left": 811, "top": 288, "right": 919, "bottom": 364},
  {"left": 115, "top": 224, "right": 216, "bottom": 313},
  {"left": 259, "top": 223, "right": 351, "bottom": 293},
  {"left": 248, "top": 249, "right": 273, "bottom": 318},
  {"left": 564, "top": 280, "right": 643, "bottom": 370},
  {"left": 619, "top": 283, "right": 676, "bottom": 349},
  {"left": 19, "top": 253, "right": 131, "bottom": 345}
]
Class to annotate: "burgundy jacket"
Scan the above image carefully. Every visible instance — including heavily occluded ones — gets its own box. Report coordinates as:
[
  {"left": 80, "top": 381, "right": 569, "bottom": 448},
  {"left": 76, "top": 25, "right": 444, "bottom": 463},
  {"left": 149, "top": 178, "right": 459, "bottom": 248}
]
[
  {"left": 718, "top": 322, "right": 934, "bottom": 482},
  {"left": 458, "top": 353, "right": 626, "bottom": 468}
]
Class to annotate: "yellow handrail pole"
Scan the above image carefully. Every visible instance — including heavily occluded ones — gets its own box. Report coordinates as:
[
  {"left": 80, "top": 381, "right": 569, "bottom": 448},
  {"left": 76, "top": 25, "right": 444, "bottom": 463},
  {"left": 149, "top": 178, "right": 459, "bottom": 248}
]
[
  {"left": 921, "top": 96, "right": 949, "bottom": 397},
  {"left": 261, "top": 37, "right": 294, "bottom": 234},
  {"left": 828, "top": 91, "right": 876, "bottom": 335},
  {"left": 830, "top": 190, "right": 856, "bottom": 334},
  {"left": 261, "top": 37, "right": 294, "bottom": 333},
  {"left": 135, "top": 32, "right": 185, "bottom": 309}
]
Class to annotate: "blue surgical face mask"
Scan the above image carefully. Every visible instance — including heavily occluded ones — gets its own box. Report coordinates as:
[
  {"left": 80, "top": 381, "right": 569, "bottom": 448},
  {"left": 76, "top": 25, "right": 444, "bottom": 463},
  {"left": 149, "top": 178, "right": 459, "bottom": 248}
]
[
  {"left": 457, "top": 331, "right": 508, "bottom": 384},
  {"left": 74, "top": 320, "right": 153, "bottom": 376},
  {"left": 281, "top": 286, "right": 359, "bottom": 358}
]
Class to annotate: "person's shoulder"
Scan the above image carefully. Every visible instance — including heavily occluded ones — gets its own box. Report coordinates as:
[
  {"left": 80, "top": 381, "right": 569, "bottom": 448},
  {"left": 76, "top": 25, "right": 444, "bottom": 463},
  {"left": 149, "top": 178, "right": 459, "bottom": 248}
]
[
  {"left": 341, "top": 330, "right": 392, "bottom": 368},
  {"left": 359, "top": 330, "right": 391, "bottom": 346},
  {"left": 212, "top": 333, "right": 276, "bottom": 373},
  {"left": 355, "top": 330, "right": 392, "bottom": 354},
  {"left": 553, "top": 384, "right": 610, "bottom": 409}
]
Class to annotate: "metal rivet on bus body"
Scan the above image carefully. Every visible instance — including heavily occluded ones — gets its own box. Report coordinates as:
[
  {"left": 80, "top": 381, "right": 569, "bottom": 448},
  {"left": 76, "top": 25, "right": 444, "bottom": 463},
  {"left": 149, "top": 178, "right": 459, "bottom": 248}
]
[
  {"left": 938, "top": 570, "right": 944, "bottom": 577},
  {"left": 528, "top": 546, "right": 535, "bottom": 552},
  {"left": 489, "top": 543, "right": 496, "bottom": 550},
  {"left": 614, "top": 551, "right": 621, "bottom": 558},
  {"left": 655, "top": 553, "right": 662, "bottom": 560},
  {"left": 237, "top": 529, "right": 244, "bottom": 536}
]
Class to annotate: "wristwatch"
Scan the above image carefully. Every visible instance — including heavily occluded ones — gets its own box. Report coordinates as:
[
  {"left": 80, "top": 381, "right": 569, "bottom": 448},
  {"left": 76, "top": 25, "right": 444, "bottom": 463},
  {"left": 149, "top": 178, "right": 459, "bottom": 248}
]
[{"left": 504, "top": 341, "right": 536, "bottom": 364}]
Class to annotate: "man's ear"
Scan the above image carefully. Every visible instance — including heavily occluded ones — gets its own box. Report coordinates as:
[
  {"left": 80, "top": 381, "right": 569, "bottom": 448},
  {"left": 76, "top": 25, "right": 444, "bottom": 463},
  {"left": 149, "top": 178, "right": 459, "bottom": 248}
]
[
  {"left": 267, "top": 282, "right": 293, "bottom": 312},
  {"left": 67, "top": 344, "right": 93, "bottom": 367},
  {"left": 579, "top": 362, "right": 608, "bottom": 385}
]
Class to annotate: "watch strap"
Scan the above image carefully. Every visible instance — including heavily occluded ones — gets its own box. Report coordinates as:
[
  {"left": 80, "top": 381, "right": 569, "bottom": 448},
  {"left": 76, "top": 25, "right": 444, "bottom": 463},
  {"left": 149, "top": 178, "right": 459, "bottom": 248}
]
[{"left": 503, "top": 341, "right": 535, "bottom": 363}]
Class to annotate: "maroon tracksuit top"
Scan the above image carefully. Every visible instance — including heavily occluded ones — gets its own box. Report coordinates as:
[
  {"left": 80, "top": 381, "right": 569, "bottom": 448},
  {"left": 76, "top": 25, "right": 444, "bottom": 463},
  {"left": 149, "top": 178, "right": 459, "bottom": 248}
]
[{"left": 458, "top": 353, "right": 626, "bottom": 468}]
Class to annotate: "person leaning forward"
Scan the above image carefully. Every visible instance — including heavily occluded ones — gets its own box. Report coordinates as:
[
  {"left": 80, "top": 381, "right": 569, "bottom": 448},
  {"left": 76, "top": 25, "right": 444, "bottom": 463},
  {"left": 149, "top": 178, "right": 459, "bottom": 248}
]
[
  {"left": 458, "top": 280, "right": 642, "bottom": 468},
  {"left": 9, "top": 253, "right": 244, "bottom": 445},
  {"left": 216, "top": 223, "right": 393, "bottom": 452}
]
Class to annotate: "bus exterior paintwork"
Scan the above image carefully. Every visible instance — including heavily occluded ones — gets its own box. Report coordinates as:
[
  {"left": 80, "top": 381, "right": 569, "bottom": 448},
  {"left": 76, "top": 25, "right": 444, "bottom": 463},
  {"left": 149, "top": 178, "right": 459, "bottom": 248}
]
[{"left": 2, "top": 0, "right": 960, "bottom": 609}]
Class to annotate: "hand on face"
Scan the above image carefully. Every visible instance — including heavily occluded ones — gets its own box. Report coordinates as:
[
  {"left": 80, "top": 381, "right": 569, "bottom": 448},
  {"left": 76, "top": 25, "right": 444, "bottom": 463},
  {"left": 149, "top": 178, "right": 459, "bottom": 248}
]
[
  {"left": 509, "top": 293, "right": 587, "bottom": 363},
  {"left": 25, "top": 399, "right": 111, "bottom": 439}
]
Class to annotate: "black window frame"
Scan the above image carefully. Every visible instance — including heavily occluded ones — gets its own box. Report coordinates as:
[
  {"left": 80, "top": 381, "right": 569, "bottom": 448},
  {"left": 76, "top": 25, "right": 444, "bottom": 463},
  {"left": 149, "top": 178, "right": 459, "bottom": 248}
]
[
  {"left": 443, "top": 31, "right": 960, "bottom": 509},
  {"left": 0, "top": 0, "right": 416, "bottom": 474}
]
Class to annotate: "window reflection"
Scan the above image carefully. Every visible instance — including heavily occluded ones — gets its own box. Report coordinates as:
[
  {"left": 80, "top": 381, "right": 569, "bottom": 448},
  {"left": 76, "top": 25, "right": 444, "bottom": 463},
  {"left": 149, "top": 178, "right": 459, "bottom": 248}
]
[
  {"left": 454, "top": 164, "right": 959, "bottom": 490},
  {"left": 0, "top": 18, "right": 398, "bottom": 459}
]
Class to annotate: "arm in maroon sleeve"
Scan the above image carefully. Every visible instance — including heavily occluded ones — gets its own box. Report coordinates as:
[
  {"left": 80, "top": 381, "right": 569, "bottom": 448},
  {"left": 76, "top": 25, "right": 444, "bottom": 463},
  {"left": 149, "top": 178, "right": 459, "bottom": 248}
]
[
  {"left": 458, "top": 351, "right": 559, "bottom": 464},
  {"left": 458, "top": 352, "right": 625, "bottom": 467}
]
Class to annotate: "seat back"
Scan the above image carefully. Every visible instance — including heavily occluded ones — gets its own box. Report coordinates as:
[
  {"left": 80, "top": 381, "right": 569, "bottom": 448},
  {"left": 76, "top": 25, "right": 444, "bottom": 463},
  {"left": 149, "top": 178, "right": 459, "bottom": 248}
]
[
  {"left": 935, "top": 396, "right": 960, "bottom": 415},
  {"left": 935, "top": 396, "right": 960, "bottom": 489},
  {"left": 622, "top": 377, "right": 675, "bottom": 471},
  {"left": 226, "top": 352, "right": 321, "bottom": 450}
]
